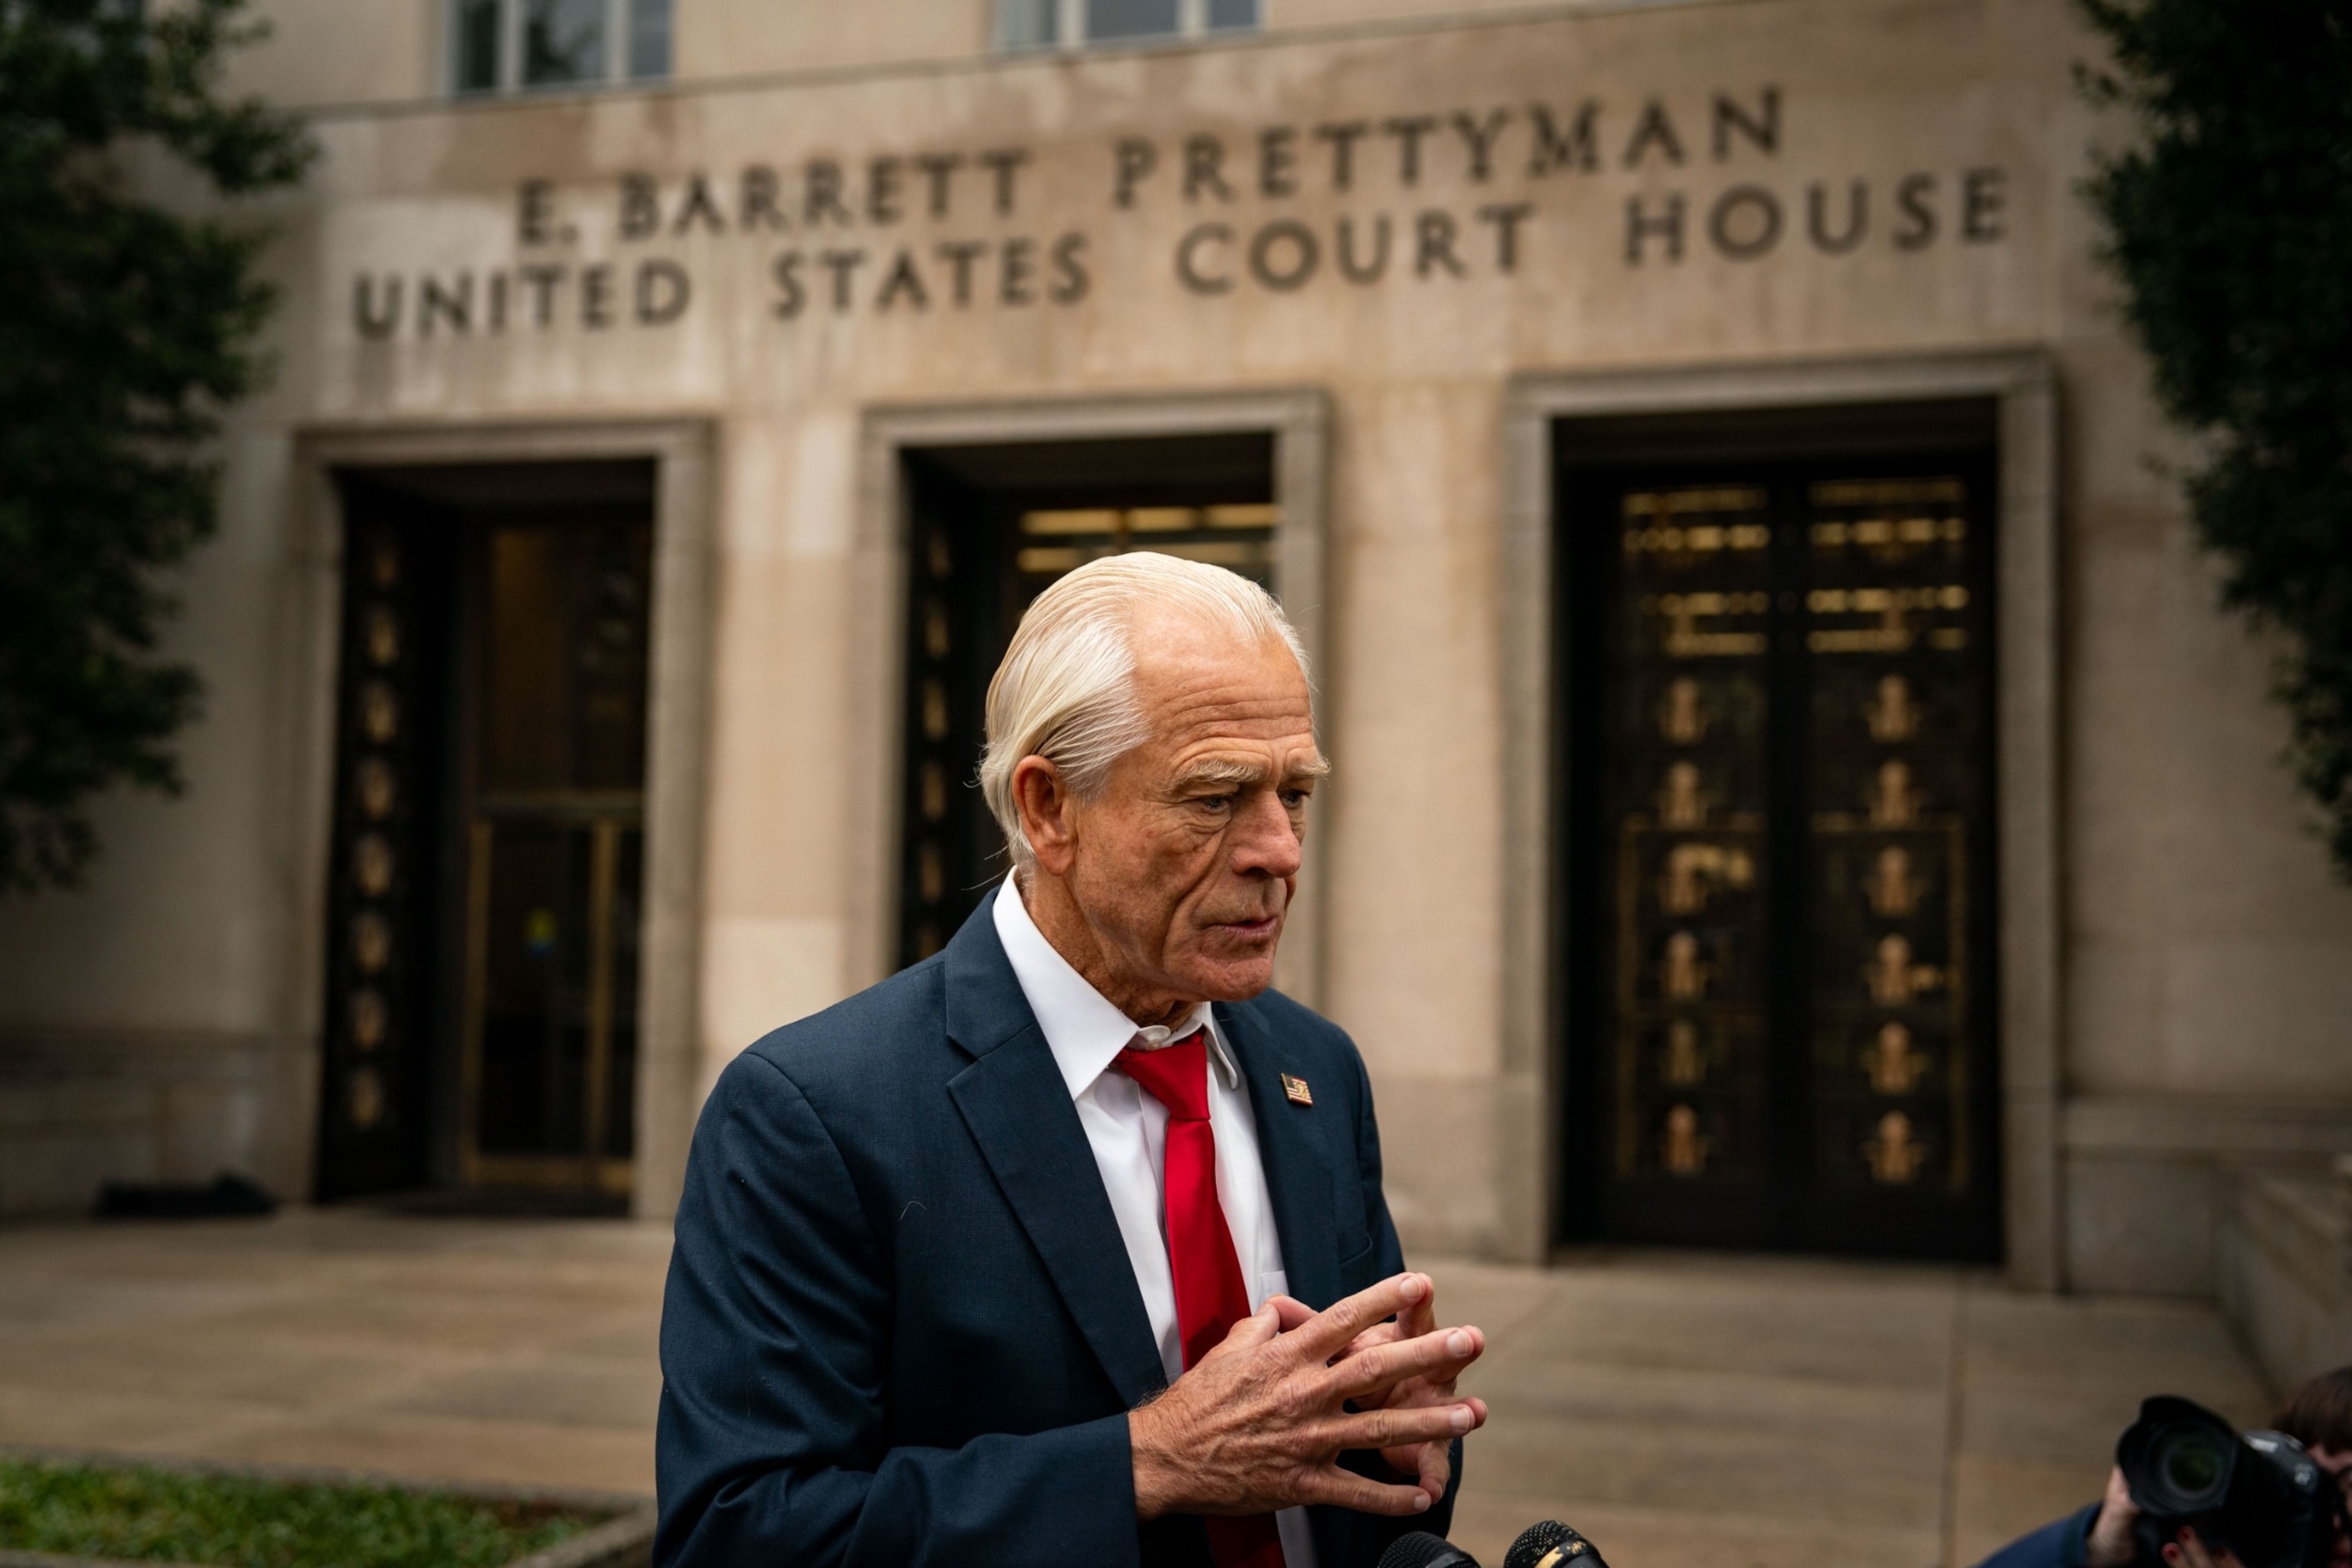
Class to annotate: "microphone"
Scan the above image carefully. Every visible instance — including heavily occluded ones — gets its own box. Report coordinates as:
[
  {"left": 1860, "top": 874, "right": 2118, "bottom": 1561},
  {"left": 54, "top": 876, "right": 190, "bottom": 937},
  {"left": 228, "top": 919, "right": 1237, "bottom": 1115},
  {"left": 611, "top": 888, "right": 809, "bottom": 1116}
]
[
  {"left": 1503, "top": 1520, "right": 1609, "bottom": 1568},
  {"left": 1374, "top": 1521, "right": 1607, "bottom": 1568}
]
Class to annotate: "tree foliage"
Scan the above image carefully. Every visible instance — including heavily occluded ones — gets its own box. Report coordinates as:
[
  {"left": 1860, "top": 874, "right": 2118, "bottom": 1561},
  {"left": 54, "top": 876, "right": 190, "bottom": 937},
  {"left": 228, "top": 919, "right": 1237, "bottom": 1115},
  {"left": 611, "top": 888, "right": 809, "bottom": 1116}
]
[
  {"left": 0, "top": 0, "right": 310, "bottom": 893},
  {"left": 2078, "top": 0, "right": 2352, "bottom": 874}
]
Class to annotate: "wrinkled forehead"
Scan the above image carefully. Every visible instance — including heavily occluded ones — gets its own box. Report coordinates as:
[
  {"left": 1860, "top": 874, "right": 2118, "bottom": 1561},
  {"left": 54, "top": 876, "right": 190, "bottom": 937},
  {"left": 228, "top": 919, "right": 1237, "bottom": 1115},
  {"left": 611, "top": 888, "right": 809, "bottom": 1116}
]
[{"left": 1123, "top": 604, "right": 1315, "bottom": 746}]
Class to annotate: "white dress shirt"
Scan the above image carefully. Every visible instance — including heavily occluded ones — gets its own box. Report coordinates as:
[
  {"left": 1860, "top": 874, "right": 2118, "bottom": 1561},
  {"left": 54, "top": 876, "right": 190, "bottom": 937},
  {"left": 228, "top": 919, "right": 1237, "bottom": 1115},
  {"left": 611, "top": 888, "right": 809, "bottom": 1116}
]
[{"left": 994, "top": 877, "right": 1318, "bottom": 1568}]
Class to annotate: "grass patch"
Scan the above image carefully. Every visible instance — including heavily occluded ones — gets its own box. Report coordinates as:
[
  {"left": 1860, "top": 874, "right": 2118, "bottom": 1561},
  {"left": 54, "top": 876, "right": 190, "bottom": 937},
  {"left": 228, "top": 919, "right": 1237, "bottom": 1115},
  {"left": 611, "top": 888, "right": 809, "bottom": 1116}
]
[{"left": 0, "top": 1458, "right": 604, "bottom": 1567}]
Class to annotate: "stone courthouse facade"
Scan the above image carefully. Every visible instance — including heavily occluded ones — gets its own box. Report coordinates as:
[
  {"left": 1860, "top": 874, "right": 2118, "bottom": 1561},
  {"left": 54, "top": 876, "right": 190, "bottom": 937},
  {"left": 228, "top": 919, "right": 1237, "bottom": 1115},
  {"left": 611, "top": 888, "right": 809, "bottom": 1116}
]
[{"left": 4, "top": 0, "right": 2350, "bottom": 1308}]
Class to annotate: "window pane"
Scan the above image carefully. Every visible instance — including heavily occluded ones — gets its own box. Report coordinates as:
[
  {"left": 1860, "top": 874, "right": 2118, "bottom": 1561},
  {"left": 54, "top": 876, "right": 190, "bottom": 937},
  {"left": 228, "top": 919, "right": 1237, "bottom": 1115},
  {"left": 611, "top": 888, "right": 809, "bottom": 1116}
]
[
  {"left": 524, "top": 0, "right": 605, "bottom": 86},
  {"left": 1207, "top": 0, "right": 1257, "bottom": 28},
  {"left": 452, "top": 0, "right": 500, "bottom": 92},
  {"left": 628, "top": 0, "right": 670, "bottom": 79},
  {"left": 1086, "top": 0, "right": 1178, "bottom": 41},
  {"left": 995, "top": 0, "right": 1059, "bottom": 49}
]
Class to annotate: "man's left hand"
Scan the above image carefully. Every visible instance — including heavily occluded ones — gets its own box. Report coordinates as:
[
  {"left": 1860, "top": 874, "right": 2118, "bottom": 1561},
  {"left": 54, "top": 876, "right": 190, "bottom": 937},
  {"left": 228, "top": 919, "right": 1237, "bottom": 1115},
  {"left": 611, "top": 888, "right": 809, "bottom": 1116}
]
[{"left": 1269, "top": 1276, "right": 1481, "bottom": 1499}]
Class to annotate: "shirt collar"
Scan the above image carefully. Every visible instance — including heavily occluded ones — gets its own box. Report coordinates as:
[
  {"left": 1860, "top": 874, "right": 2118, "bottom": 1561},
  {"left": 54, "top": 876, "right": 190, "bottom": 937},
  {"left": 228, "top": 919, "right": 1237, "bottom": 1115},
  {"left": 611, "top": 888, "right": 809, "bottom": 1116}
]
[{"left": 991, "top": 874, "right": 1237, "bottom": 1102}]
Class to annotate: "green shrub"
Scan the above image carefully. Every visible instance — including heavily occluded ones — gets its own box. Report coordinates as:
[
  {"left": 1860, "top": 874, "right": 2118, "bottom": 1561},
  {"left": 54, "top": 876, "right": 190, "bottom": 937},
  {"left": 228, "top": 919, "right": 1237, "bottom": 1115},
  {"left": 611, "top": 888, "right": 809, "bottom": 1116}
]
[
  {"left": 2077, "top": 0, "right": 2352, "bottom": 874},
  {"left": 0, "top": 1458, "right": 599, "bottom": 1568}
]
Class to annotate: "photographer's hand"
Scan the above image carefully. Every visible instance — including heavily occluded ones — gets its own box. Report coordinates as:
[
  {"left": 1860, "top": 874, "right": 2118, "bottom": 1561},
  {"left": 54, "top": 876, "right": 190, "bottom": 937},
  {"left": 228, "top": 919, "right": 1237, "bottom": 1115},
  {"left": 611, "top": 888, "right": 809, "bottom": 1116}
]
[
  {"left": 2083, "top": 1468, "right": 2249, "bottom": 1568},
  {"left": 2086, "top": 1468, "right": 2139, "bottom": 1568},
  {"left": 2163, "top": 1528, "right": 2246, "bottom": 1568}
]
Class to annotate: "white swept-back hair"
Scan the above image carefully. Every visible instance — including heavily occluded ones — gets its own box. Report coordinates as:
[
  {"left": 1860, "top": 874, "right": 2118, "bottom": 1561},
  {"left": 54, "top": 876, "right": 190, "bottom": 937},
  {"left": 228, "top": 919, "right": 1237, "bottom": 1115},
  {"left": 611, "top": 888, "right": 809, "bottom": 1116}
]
[{"left": 979, "top": 551, "right": 1312, "bottom": 874}]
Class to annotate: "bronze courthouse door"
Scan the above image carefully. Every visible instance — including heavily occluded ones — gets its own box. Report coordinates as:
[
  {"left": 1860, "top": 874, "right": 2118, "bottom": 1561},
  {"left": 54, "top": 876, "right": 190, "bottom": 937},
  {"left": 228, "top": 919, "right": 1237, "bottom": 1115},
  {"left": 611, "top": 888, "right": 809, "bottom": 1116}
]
[
  {"left": 1560, "top": 435, "right": 2001, "bottom": 1259},
  {"left": 315, "top": 467, "right": 652, "bottom": 1204}
]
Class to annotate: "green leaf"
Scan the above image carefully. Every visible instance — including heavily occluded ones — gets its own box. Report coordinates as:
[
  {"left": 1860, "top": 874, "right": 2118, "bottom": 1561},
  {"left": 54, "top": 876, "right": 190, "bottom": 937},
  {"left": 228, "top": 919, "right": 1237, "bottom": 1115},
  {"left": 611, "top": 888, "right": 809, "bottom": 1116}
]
[
  {"left": 0, "top": 0, "right": 313, "bottom": 895},
  {"left": 2076, "top": 0, "right": 2352, "bottom": 877}
]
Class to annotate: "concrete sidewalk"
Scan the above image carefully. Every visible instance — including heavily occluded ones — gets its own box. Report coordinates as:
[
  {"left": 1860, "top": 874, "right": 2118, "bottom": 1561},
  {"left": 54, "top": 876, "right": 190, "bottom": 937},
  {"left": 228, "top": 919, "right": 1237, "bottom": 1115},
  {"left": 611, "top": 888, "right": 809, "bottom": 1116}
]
[
  {"left": 0, "top": 1211, "right": 2271, "bottom": 1567},
  {"left": 1434, "top": 1251, "right": 2268, "bottom": 1567}
]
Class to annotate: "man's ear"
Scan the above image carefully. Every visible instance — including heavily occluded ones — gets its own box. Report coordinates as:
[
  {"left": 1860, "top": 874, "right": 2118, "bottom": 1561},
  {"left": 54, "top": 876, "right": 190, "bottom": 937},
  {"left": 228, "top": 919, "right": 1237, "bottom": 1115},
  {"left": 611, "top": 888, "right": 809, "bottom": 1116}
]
[{"left": 1011, "top": 755, "right": 1080, "bottom": 877}]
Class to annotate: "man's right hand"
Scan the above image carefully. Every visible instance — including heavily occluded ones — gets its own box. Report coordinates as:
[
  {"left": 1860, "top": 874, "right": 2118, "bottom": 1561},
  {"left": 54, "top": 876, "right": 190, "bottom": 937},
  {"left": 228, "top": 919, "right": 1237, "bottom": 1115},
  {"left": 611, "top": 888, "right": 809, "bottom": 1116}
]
[{"left": 1127, "top": 1272, "right": 1488, "bottom": 1521}]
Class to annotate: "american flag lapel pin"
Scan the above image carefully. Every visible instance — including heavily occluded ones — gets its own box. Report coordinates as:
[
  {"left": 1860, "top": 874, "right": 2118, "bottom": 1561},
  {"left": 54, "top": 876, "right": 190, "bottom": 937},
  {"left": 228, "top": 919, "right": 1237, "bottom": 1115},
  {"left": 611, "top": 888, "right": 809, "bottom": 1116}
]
[{"left": 1281, "top": 1073, "right": 1313, "bottom": 1106}]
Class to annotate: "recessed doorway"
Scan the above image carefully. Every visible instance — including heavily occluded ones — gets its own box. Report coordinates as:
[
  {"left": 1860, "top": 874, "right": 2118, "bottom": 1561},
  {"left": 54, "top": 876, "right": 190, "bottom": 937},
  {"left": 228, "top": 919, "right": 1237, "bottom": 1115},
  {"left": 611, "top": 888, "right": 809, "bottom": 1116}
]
[
  {"left": 315, "top": 460, "right": 657, "bottom": 1207},
  {"left": 1556, "top": 401, "right": 2003, "bottom": 1261},
  {"left": 893, "top": 431, "right": 1279, "bottom": 968}
]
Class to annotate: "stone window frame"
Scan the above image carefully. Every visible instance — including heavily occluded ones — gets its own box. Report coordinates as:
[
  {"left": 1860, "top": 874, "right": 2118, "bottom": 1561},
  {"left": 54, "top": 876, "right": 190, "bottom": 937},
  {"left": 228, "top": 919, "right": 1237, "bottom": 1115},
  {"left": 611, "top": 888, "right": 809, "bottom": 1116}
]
[
  {"left": 289, "top": 418, "right": 716, "bottom": 1220},
  {"left": 996, "top": 0, "right": 1260, "bottom": 54},
  {"left": 446, "top": 0, "right": 673, "bottom": 97},
  {"left": 852, "top": 390, "right": 1331, "bottom": 1008},
  {"left": 1499, "top": 351, "right": 2063, "bottom": 1286}
]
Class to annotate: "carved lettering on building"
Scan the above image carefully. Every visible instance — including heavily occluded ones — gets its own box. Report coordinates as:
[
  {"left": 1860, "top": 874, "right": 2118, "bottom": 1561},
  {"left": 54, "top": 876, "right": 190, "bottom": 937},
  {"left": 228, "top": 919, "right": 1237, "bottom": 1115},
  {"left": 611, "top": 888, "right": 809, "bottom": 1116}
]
[{"left": 348, "top": 87, "right": 2008, "bottom": 341}]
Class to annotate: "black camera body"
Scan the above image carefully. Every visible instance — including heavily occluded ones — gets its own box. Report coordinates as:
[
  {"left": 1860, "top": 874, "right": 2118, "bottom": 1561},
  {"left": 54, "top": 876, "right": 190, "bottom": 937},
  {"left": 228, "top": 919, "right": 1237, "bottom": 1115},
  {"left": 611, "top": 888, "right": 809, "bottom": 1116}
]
[{"left": 2117, "top": 1396, "right": 2335, "bottom": 1568}]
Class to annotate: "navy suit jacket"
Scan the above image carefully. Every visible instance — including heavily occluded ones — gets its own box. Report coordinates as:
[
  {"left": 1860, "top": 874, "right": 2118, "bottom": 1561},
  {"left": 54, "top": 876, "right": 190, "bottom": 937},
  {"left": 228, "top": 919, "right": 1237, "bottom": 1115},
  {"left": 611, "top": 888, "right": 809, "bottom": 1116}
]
[{"left": 655, "top": 890, "right": 1460, "bottom": 1568}]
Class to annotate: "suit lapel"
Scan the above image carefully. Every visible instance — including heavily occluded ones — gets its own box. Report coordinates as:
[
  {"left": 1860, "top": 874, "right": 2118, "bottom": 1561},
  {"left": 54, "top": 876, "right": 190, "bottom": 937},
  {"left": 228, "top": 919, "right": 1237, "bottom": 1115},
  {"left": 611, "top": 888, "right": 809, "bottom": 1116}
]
[
  {"left": 1220, "top": 1001, "right": 1344, "bottom": 1312},
  {"left": 1220, "top": 1004, "right": 1361, "bottom": 1568},
  {"left": 941, "top": 893, "right": 1168, "bottom": 1410}
]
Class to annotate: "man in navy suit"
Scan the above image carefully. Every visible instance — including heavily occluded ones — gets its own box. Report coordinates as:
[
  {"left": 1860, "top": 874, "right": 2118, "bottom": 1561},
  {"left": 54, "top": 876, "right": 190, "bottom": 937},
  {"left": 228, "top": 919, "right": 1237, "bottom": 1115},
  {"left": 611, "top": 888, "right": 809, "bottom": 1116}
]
[{"left": 656, "top": 553, "right": 1489, "bottom": 1567}]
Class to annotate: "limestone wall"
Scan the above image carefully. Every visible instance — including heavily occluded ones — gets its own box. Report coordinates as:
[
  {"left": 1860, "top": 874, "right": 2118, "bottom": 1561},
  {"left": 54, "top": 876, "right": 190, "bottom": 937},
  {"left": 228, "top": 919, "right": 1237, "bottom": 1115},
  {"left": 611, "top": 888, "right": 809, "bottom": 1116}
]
[{"left": 2, "top": 0, "right": 2347, "bottom": 1287}]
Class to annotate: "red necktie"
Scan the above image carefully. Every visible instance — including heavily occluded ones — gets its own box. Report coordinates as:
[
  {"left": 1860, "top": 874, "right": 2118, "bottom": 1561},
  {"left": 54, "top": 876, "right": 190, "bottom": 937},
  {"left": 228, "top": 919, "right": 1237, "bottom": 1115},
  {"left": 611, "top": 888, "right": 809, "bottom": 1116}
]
[{"left": 1118, "top": 1031, "right": 1287, "bottom": 1568}]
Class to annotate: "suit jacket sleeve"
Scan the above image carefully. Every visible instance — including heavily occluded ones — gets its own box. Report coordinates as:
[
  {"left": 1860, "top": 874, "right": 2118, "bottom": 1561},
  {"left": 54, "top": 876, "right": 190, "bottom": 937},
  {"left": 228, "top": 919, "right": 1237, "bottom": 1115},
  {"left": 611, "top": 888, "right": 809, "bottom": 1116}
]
[
  {"left": 655, "top": 1051, "right": 1142, "bottom": 1568},
  {"left": 1971, "top": 1504, "right": 2096, "bottom": 1568}
]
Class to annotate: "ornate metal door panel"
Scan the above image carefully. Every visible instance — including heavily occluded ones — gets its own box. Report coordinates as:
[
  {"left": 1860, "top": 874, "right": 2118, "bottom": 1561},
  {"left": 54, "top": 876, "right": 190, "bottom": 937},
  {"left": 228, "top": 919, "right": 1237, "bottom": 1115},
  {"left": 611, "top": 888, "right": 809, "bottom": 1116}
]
[
  {"left": 315, "top": 489, "right": 458, "bottom": 1200},
  {"left": 1571, "top": 456, "right": 1998, "bottom": 1259},
  {"left": 1800, "top": 476, "right": 1988, "bottom": 1242},
  {"left": 1602, "top": 486, "right": 1778, "bottom": 1235}
]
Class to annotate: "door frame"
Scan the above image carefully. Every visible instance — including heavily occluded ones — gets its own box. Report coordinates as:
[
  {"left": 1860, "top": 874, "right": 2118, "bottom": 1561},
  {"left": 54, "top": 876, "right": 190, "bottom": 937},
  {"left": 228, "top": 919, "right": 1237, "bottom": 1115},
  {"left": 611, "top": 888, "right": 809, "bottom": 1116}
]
[
  {"left": 1501, "top": 351, "right": 2063, "bottom": 1286},
  {"left": 289, "top": 419, "right": 717, "bottom": 1220},
  {"left": 854, "top": 390, "right": 1334, "bottom": 1008}
]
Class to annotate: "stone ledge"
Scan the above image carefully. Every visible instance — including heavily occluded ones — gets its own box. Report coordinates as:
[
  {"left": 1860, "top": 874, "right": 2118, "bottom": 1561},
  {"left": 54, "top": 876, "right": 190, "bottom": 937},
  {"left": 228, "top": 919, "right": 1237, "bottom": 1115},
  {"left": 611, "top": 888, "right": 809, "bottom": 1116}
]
[
  {"left": 2065, "top": 1095, "right": 2352, "bottom": 1157},
  {"left": 0, "top": 1033, "right": 315, "bottom": 1217},
  {"left": 2216, "top": 1158, "right": 2352, "bottom": 1393},
  {"left": 2230, "top": 1166, "right": 2344, "bottom": 1303},
  {"left": 2060, "top": 1099, "right": 2352, "bottom": 1297}
]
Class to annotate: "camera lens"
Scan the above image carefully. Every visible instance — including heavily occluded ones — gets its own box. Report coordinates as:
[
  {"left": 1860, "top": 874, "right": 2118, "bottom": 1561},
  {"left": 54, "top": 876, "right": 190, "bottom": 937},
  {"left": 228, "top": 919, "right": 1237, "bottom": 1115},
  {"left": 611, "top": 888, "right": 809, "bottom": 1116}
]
[{"left": 2152, "top": 1423, "right": 2232, "bottom": 1506}]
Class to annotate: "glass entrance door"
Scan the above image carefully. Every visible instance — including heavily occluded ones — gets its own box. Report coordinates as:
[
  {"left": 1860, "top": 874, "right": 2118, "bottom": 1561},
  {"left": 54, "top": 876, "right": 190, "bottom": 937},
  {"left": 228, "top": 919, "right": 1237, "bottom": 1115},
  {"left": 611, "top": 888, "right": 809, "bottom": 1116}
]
[
  {"left": 1564, "top": 452, "right": 1999, "bottom": 1259},
  {"left": 458, "top": 514, "right": 651, "bottom": 1197}
]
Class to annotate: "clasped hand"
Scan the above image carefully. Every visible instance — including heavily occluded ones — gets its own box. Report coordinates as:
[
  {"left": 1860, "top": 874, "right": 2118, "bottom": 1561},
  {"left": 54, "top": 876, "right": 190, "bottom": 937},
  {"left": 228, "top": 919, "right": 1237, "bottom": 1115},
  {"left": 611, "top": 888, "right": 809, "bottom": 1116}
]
[{"left": 1129, "top": 1272, "right": 1489, "bottom": 1520}]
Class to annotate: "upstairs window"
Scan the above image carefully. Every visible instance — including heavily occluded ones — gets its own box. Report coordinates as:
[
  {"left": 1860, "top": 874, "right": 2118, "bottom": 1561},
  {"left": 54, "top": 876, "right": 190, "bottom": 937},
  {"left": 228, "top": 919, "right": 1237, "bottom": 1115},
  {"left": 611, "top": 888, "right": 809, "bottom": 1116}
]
[
  {"left": 452, "top": 0, "right": 671, "bottom": 95},
  {"left": 997, "top": 0, "right": 1258, "bottom": 51}
]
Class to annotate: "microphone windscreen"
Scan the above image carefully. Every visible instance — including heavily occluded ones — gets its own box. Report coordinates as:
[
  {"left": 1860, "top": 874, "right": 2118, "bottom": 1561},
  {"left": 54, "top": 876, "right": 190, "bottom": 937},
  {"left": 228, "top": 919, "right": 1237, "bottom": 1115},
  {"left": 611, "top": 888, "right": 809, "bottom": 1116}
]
[
  {"left": 1503, "top": 1520, "right": 1608, "bottom": 1568},
  {"left": 1376, "top": 1530, "right": 1480, "bottom": 1568}
]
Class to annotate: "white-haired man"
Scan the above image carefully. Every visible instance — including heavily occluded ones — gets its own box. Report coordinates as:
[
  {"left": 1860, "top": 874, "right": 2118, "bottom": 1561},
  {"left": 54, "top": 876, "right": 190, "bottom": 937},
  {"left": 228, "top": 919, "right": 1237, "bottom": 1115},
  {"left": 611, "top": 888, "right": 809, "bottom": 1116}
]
[{"left": 655, "top": 554, "right": 1488, "bottom": 1568}]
